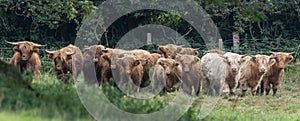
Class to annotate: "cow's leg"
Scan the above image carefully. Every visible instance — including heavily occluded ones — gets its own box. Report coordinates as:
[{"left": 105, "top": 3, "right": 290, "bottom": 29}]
[
  {"left": 259, "top": 80, "right": 264, "bottom": 96},
  {"left": 264, "top": 81, "right": 271, "bottom": 95},
  {"left": 272, "top": 82, "right": 280, "bottom": 96},
  {"left": 239, "top": 79, "right": 247, "bottom": 97}
]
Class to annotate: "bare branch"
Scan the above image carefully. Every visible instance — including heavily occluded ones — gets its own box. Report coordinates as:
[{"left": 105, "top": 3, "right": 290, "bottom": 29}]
[{"left": 176, "top": 27, "right": 192, "bottom": 42}]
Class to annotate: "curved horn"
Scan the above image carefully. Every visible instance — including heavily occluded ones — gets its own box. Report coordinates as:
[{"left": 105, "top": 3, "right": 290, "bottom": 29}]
[
  {"left": 45, "top": 50, "right": 56, "bottom": 54},
  {"left": 66, "top": 51, "right": 76, "bottom": 56},
  {"left": 269, "top": 51, "right": 276, "bottom": 54},
  {"left": 32, "top": 43, "right": 47, "bottom": 47},
  {"left": 5, "top": 40, "right": 19, "bottom": 45},
  {"left": 288, "top": 52, "right": 295, "bottom": 55}
]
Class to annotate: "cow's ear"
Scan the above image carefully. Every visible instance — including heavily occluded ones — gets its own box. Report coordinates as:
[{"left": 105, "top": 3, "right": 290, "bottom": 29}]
[
  {"left": 175, "top": 55, "right": 181, "bottom": 61},
  {"left": 269, "top": 58, "right": 276, "bottom": 66},
  {"left": 45, "top": 50, "right": 55, "bottom": 60},
  {"left": 102, "top": 54, "right": 110, "bottom": 61},
  {"left": 13, "top": 45, "right": 20, "bottom": 52},
  {"left": 194, "top": 49, "right": 199, "bottom": 55},
  {"left": 194, "top": 57, "right": 200, "bottom": 62},
  {"left": 158, "top": 46, "right": 164, "bottom": 52},
  {"left": 33, "top": 47, "right": 39, "bottom": 53},
  {"left": 158, "top": 61, "right": 164, "bottom": 66},
  {"left": 133, "top": 60, "right": 140, "bottom": 66},
  {"left": 220, "top": 55, "right": 229, "bottom": 64},
  {"left": 251, "top": 56, "right": 257, "bottom": 62},
  {"left": 287, "top": 55, "right": 294, "bottom": 62}
]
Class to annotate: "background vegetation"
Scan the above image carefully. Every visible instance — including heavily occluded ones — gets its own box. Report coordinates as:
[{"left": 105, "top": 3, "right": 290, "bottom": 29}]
[{"left": 0, "top": 0, "right": 300, "bottom": 121}]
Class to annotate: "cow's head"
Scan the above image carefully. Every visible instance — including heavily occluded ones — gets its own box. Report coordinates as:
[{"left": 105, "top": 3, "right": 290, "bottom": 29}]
[
  {"left": 179, "top": 48, "right": 199, "bottom": 56},
  {"left": 45, "top": 49, "right": 75, "bottom": 71},
  {"left": 116, "top": 55, "right": 141, "bottom": 75},
  {"left": 6, "top": 40, "right": 46, "bottom": 61},
  {"left": 223, "top": 52, "right": 243, "bottom": 73},
  {"left": 158, "top": 58, "right": 180, "bottom": 76},
  {"left": 158, "top": 44, "right": 182, "bottom": 59},
  {"left": 270, "top": 51, "right": 294, "bottom": 70},
  {"left": 175, "top": 55, "right": 200, "bottom": 72},
  {"left": 251, "top": 55, "right": 276, "bottom": 73}
]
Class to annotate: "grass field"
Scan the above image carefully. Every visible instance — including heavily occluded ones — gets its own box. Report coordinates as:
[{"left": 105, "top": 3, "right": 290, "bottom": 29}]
[{"left": 0, "top": 61, "right": 299, "bottom": 121}]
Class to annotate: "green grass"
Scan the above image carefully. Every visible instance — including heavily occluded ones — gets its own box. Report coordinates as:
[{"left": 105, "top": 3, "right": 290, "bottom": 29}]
[{"left": 1, "top": 61, "right": 300, "bottom": 121}]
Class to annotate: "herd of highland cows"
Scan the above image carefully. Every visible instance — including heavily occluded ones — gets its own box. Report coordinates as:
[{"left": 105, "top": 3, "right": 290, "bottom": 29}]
[{"left": 4, "top": 40, "right": 295, "bottom": 97}]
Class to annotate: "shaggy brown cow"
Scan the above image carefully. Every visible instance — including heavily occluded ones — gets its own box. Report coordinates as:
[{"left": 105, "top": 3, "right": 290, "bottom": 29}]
[
  {"left": 203, "top": 49, "right": 225, "bottom": 55},
  {"left": 152, "top": 58, "right": 182, "bottom": 92},
  {"left": 46, "top": 44, "right": 83, "bottom": 83},
  {"left": 179, "top": 48, "right": 199, "bottom": 56},
  {"left": 6, "top": 40, "right": 46, "bottom": 76},
  {"left": 175, "top": 54, "right": 202, "bottom": 95},
  {"left": 238, "top": 55, "right": 276, "bottom": 97},
  {"left": 158, "top": 44, "right": 183, "bottom": 59},
  {"left": 82, "top": 45, "right": 105, "bottom": 85},
  {"left": 115, "top": 55, "right": 144, "bottom": 92},
  {"left": 259, "top": 52, "right": 294, "bottom": 96}
]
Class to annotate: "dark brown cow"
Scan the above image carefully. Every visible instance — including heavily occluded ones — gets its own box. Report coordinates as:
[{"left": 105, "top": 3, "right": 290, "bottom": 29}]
[
  {"left": 175, "top": 54, "right": 202, "bottom": 95},
  {"left": 6, "top": 40, "right": 46, "bottom": 76},
  {"left": 82, "top": 45, "right": 105, "bottom": 85},
  {"left": 115, "top": 55, "right": 144, "bottom": 92},
  {"left": 260, "top": 52, "right": 294, "bottom": 96},
  {"left": 152, "top": 58, "right": 182, "bottom": 92},
  {"left": 46, "top": 44, "right": 83, "bottom": 83}
]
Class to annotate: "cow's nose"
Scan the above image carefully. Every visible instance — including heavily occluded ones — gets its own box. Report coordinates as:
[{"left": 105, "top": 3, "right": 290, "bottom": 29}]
[
  {"left": 259, "top": 68, "right": 266, "bottom": 72},
  {"left": 232, "top": 68, "right": 237, "bottom": 72},
  {"left": 184, "top": 68, "right": 189, "bottom": 72},
  {"left": 166, "top": 72, "right": 171, "bottom": 76}
]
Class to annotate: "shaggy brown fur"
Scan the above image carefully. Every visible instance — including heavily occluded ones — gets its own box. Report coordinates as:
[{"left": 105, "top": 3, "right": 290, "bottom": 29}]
[
  {"left": 260, "top": 52, "right": 293, "bottom": 96},
  {"left": 46, "top": 44, "right": 83, "bottom": 83},
  {"left": 175, "top": 55, "right": 202, "bottom": 95},
  {"left": 238, "top": 55, "right": 276, "bottom": 97},
  {"left": 7, "top": 41, "right": 46, "bottom": 76},
  {"left": 152, "top": 58, "right": 182, "bottom": 92}
]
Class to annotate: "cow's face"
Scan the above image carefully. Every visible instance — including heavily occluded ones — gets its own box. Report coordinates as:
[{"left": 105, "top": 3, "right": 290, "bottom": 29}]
[
  {"left": 176, "top": 55, "right": 199, "bottom": 72},
  {"left": 223, "top": 53, "right": 243, "bottom": 73},
  {"left": 46, "top": 50, "right": 75, "bottom": 71},
  {"left": 116, "top": 56, "right": 140, "bottom": 74},
  {"left": 7, "top": 41, "right": 45, "bottom": 61},
  {"left": 270, "top": 52, "right": 294, "bottom": 69},
  {"left": 253, "top": 55, "right": 276, "bottom": 73},
  {"left": 158, "top": 58, "right": 180, "bottom": 76}
]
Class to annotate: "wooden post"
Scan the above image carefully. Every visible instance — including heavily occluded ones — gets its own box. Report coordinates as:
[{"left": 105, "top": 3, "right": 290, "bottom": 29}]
[
  {"left": 233, "top": 33, "right": 240, "bottom": 52},
  {"left": 218, "top": 39, "right": 223, "bottom": 50},
  {"left": 147, "top": 33, "right": 152, "bottom": 45}
]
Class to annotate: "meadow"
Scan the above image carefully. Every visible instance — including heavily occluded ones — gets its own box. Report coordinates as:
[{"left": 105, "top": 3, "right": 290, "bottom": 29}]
[{"left": 0, "top": 60, "right": 299, "bottom": 121}]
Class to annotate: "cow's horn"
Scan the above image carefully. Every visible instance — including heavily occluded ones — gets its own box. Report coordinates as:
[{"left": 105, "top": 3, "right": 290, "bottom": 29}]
[
  {"left": 269, "top": 51, "right": 276, "bottom": 54},
  {"left": 66, "top": 51, "right": 76, "bottom": 55},
  {"left": 45, "top": 50, "right": 56, "bottom": 54},
  {"left": 288, "top": 52, "right": 295, "bottom": 55},
  {"left": 32, "top": 43, "right": 47, "bottom": 47},
  {"left": 5, "top": 40, "right": 19, "bottom": 45}
]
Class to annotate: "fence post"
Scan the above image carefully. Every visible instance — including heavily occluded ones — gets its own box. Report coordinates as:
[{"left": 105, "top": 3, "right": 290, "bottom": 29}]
[
  {"left": 147, "top": 33, "right": 152, "bottom": 45},
  {"left": 218, "top": 39, "right": 223, "bottom": 50},
  {"left": 233, "top": 32, "right": 240, "bottom": 52}
]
